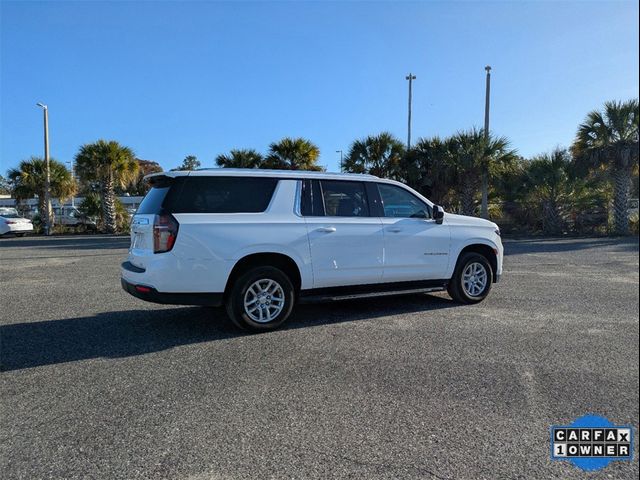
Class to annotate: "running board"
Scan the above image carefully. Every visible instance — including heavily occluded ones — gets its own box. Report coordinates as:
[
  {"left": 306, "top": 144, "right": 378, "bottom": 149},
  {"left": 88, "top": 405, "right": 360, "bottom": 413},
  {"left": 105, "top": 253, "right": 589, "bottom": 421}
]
[{"left": 299, "top": 284, "right": 447, "bottom": 304}]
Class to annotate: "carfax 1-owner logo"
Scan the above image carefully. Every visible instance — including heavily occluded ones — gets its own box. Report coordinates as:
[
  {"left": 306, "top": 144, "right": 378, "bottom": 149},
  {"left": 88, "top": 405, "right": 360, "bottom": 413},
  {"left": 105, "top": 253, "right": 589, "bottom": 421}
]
[{"left": 551, "top": 414, "right": 634, "bottom": 471}]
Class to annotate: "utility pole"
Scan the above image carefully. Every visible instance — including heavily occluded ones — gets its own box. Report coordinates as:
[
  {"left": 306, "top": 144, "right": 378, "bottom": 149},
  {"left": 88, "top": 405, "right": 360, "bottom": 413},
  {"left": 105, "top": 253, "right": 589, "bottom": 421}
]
[
  {"left": 406, "top": 73, "right": 416, "bottom": 149},
  {"left": 36, "top": 102, "right": 52, "bottom": 235},
  {"left": 336, "top": 150, "right": 343, "bottom": 169},
  {"left": 481, "top": 66, "right": 491, "bottom": 219}
]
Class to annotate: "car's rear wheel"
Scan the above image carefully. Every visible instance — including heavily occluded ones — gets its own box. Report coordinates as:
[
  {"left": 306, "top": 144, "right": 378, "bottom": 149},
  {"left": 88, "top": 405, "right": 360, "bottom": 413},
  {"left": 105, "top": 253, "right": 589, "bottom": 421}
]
[
  {"left": 225, "top": 266, "right": 295, "bottom": 331},
  {"left": 447, "top": 252, "right": 493, "bottom": 304}
]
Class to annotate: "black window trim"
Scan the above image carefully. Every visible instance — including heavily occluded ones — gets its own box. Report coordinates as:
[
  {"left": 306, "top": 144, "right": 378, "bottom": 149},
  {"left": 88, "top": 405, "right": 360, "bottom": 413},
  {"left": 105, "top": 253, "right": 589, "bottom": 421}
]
[
  {"left": 300, "top": 178, "right": 325, "bottom": 217},
  {"left": 300, "top": 179, "right": 328, "bottom": 217},
  {"left": 365, "top": 182, "right": 384, "bottom": 217}
]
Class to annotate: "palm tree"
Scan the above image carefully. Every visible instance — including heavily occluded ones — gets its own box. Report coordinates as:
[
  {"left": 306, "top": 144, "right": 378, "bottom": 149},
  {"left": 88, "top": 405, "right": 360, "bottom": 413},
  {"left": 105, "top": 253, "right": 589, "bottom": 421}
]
[
  {"left": 342, "top": 132, "right": 406, "bottom": 179},
  {"left": 524, "top": 149, "right": 578, "bottom": 235},
  {"left": 0, "top": 174, "right": 10, "bottom": 195},
  {"left": 8, "top": 157, "right": 77, "bottom": 224},
  {"left": 127, "top": 159, "right": 163, "bottom": 196},
  {"left": 74, "top": 140, "right": 139, "bottom": 233},
  {"left": 263, "top": 138, "right": 323, "bottom": 171},
  {"left": 216, "top": 149, "right": 264, "bottom": 168},
  {"left": 572, "top": 99, "right": 639, "bottom": 235},
  {"left": 401, "top": 136, "right": 453, "bottom": 204},
  {"left": 448, "top": 128, "right": 516, "bottom": 216}
]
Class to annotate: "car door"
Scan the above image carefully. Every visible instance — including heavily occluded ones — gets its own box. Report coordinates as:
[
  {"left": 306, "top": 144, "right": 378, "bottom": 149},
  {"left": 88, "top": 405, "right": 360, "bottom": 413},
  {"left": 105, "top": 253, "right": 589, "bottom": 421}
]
[
  {"left": 376, "top": 182, "right": 451, "bottom": 282},
  {"left": 303, "top": 179, "right": 384, "bottom": 288}
]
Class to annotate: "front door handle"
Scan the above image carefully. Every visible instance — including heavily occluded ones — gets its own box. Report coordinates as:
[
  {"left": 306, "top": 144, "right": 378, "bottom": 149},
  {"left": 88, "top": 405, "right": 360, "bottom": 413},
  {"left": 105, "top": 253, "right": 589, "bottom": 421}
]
[
  {"left": 387, "top": 227, "right": 402, "bottom": 233},
  {"left": 316, "top": 226, "right": 337, "bottom": 233}
]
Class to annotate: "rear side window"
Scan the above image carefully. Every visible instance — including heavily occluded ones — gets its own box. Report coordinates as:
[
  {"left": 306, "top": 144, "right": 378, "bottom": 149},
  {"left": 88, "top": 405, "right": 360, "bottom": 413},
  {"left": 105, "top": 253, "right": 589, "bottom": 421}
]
[
  {"left": 166, "top": 176, "right": 278, "bottom": 213},
  {"left": 319, "top": 180, "right": 370, "bottom": 217},
  {"left": 137, "top": 186, "right": 170, "bottom": 214}
]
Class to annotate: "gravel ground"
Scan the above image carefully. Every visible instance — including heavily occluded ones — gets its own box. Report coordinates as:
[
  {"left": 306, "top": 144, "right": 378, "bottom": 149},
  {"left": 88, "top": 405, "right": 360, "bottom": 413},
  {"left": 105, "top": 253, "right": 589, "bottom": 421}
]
[{"left": 1, "top": 235, "right": 638, "bottom": 479}]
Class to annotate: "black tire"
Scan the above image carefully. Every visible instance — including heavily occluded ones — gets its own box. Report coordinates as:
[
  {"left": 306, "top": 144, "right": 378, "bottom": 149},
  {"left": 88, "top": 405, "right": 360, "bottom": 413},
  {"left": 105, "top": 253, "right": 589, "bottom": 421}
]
[
  {"left": 225, "top": 266, "right": 295, "bottom": 332},
  {"left": 447, "top": 252, "right": 493, "bottom": 304}
]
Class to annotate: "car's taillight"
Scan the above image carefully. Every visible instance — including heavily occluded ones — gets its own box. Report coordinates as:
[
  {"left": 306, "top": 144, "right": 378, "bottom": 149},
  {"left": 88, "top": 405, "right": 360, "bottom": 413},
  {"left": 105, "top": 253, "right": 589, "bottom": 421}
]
[
  {"left": 5, "top": 220, "right": 16, "bottom": 224},
  {"left": 153, "top": 214, "right": 179, "bottom": 253}
]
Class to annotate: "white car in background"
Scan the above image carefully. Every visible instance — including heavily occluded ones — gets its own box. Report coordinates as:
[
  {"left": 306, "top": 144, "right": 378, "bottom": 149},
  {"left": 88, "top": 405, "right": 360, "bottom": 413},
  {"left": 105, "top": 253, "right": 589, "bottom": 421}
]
[
  {"left": 52, "top": 206, "right": 98, "bottom": 231},
  {"left": 0, "top": 208, "right": 34, "bottom": 237}
]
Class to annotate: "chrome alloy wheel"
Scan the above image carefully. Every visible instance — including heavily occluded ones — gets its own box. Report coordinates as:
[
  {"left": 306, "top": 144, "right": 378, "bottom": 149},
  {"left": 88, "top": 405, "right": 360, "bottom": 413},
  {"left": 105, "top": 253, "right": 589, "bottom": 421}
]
[
  {"left": 462, "top": 262, "right": 488, "bottom": 297},
  {"left": 243, "top": 279, "right": 286, "bottom": 323}
]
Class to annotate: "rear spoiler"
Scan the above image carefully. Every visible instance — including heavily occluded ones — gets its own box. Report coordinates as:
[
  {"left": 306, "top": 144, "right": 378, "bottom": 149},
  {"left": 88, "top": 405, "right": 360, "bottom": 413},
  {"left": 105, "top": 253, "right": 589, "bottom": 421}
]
[{"left": 144, "top": 171, "right": 191, "bottom": 186}]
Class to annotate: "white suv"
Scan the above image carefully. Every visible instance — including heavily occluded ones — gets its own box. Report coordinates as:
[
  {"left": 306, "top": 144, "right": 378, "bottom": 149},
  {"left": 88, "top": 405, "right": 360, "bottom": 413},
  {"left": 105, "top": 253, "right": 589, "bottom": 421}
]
[{"left": 122, "top": 169, "right": 503, "bottom": 331}]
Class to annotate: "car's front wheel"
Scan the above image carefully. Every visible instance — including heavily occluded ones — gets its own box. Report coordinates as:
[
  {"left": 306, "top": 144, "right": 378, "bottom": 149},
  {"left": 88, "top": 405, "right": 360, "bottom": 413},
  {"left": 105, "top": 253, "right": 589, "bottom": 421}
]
[
  {"left": 225, "top": 266, "right": 295, "bottom": 331},
  {"left": 447, "top": 252, "right": 493, "bottom": 304}
]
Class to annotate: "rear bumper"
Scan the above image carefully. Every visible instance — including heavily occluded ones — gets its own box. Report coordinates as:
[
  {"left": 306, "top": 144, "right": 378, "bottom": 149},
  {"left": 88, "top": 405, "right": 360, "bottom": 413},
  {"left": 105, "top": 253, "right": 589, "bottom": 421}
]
[
  {"left": 7, "top": 224, "right": 34, "bottom": 233},
  {"left": 120, "top": 278, "right": 223, "bottom": 307}
]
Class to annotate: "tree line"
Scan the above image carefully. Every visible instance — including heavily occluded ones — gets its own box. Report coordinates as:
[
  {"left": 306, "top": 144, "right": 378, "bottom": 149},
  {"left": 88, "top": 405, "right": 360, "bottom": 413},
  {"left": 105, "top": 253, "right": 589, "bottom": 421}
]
[
  {"left": 214, "top": 99, "right": 639, "bottom": 235},
  {"left": 6, "top": 99, "right": 639, "bottom": 235}
]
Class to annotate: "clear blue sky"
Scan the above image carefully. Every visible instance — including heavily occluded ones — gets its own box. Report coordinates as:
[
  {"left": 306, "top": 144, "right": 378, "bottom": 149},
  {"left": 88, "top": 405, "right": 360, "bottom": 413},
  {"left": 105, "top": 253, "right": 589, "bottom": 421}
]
[{"left": 1, "top": 0, "right": 638, "bottom": 174}]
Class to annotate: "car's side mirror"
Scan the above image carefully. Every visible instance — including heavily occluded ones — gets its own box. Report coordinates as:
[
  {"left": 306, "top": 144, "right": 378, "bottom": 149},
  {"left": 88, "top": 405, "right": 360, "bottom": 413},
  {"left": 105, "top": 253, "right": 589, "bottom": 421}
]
[{"left": 433, "top": 205, "right": 445, "bottom": 224}]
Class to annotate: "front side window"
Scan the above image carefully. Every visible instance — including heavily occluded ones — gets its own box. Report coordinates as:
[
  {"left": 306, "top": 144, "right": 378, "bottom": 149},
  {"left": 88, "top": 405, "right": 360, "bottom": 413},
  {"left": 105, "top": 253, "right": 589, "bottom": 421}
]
[
  {"left": 320, "top": 180, "right": 369, "bottom": 217},
  {"left": 377, "top": 183, "right": 431, "bottom": 219}
]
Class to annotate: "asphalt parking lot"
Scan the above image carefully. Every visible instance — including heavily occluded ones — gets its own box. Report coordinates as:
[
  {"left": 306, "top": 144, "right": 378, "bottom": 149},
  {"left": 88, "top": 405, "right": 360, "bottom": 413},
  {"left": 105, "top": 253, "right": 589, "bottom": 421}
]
[{"left": 1, "top": 235, "right": 638, "bottom": 479}]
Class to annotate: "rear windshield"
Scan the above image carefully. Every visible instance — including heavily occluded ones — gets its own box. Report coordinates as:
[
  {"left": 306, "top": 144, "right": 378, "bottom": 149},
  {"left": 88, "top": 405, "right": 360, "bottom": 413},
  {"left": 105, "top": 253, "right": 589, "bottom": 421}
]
[
  {"left": 137, "top": 176, "right": 279, "bottom": 214},
  {"left": 0, "top": 208, "right": 20, "bottom": 218}
]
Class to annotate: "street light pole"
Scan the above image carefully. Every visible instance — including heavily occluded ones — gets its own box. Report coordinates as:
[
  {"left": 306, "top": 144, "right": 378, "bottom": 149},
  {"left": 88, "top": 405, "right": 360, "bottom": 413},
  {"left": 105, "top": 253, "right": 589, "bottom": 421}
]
[
  {"left": 36, "top": 102, "right": 52, "bottom": 235},
  {"left": 66, "top": 161, "right": 75, "bottom": 208},
  {"left": 406, "top": 73, "right": 416, "bottom": 149},
  {"left": 336, "top": 150, "right": 343, "bottom": 169},
  {"left": 481, "top": 66, "right": 491, "bottom": 219}
]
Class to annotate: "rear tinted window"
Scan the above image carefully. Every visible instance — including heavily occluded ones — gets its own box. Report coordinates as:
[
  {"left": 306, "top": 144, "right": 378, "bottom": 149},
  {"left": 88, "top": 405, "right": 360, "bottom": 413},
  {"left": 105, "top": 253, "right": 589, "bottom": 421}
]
[
  {"left": 166, "top": 176, "right": 278, "bottom": 213},
  {"left": 320, "top": 180, "right": 370, "bottom": 217},
  {"left": 137, "top": 186, "right": 170, "bottom": 214}
]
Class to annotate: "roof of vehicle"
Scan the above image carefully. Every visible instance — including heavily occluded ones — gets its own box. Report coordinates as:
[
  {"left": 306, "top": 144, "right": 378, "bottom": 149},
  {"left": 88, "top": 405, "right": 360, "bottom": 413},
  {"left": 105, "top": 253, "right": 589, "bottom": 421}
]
[{"left": 145, "top": 168, "right": 380, "bottom": 181}]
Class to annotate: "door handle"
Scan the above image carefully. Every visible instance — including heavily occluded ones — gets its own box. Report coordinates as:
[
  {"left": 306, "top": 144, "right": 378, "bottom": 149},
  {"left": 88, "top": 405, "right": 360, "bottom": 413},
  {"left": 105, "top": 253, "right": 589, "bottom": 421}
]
[
  {"left": 316, "top": 226, "right": 336, "bottom": 233},
  {"left": 387, "top": 227, "right": 402, "bottom": 233}
]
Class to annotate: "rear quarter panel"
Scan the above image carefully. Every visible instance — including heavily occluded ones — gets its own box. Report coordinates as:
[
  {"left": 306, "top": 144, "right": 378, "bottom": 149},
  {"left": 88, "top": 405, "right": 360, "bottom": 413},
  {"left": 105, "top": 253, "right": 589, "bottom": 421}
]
[{"left": 168, "top": 180, "right": 312, "bottom": 293}]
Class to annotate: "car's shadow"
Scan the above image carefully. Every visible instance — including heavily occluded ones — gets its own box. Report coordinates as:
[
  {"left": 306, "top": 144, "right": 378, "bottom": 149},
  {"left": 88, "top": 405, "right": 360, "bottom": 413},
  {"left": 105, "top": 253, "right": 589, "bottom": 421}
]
[{"left": 0, "top": 294, "right": 457, "bottom": 372}]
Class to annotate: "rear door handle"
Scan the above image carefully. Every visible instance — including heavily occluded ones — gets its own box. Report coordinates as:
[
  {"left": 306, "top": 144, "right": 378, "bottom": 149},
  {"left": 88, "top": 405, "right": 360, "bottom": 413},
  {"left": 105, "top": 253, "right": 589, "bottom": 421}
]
[
  {"left": 316, "top": 226, "right": 337, "bottom": 233},
  {"left": 387, "top": 227, "right": 402, "bottom": 233}
]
